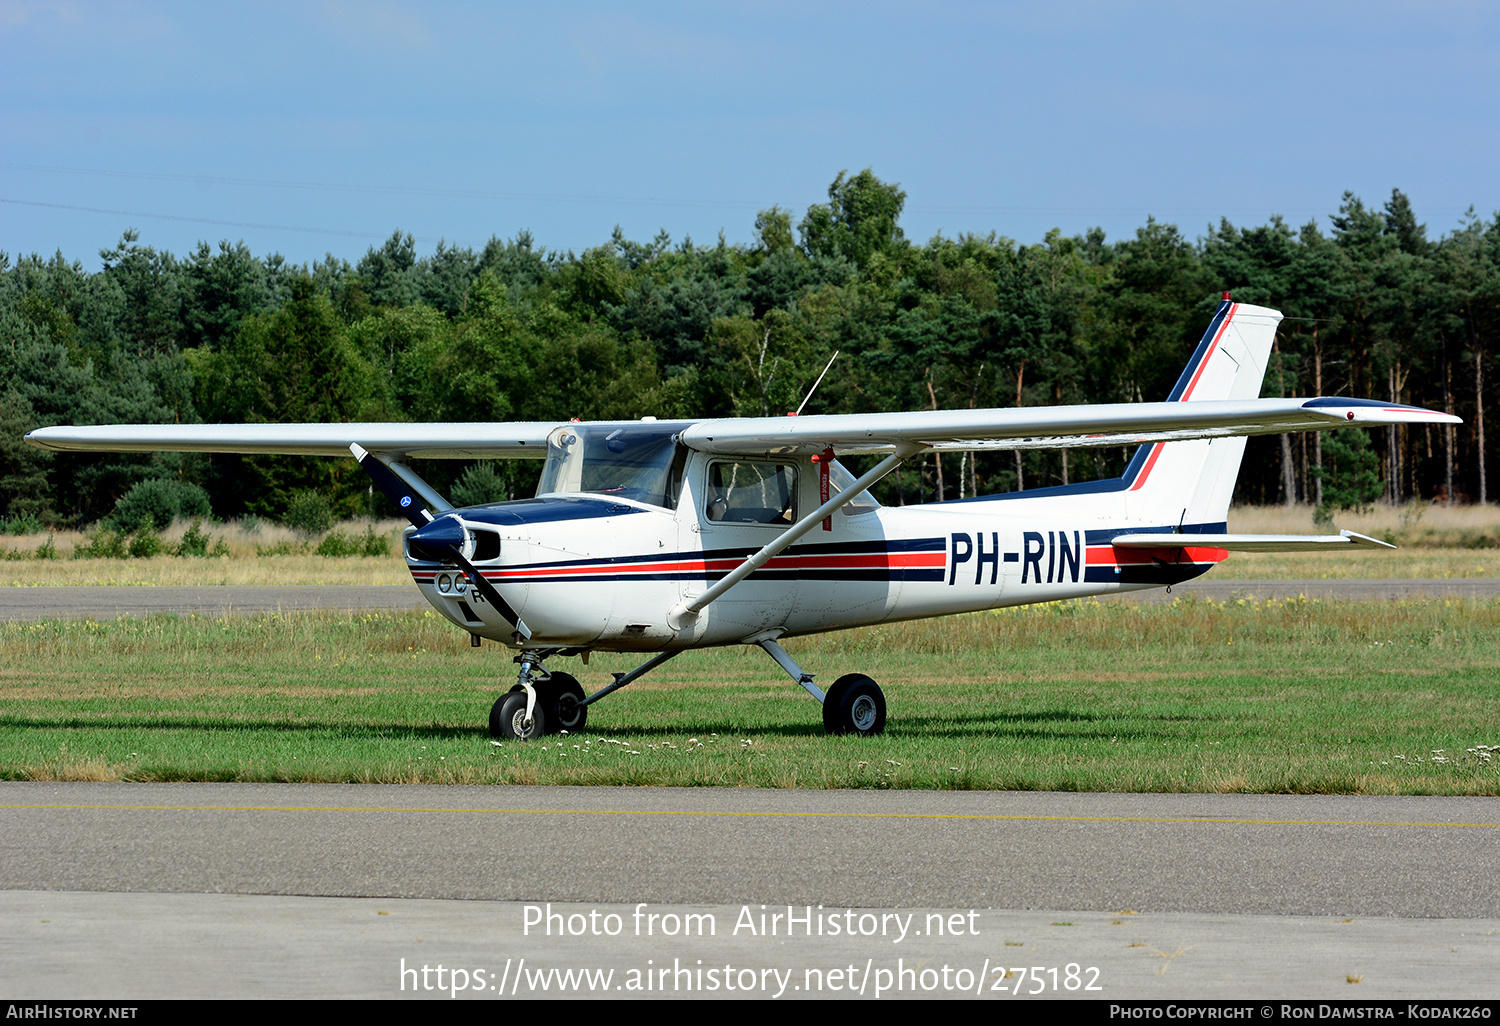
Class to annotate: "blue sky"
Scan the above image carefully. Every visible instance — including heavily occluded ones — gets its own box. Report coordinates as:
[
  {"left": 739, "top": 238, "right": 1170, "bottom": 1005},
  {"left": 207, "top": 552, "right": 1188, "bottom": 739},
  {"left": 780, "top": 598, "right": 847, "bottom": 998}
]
[{"left": 3, "top": 1, "right": 1497, "bottom": 269}]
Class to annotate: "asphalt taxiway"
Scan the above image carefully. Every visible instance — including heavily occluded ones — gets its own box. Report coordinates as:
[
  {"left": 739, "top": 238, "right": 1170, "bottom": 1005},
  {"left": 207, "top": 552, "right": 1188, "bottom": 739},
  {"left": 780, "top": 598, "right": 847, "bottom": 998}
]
[{"left": 3, "top": 783, "right": 1498, "bottom": 999}]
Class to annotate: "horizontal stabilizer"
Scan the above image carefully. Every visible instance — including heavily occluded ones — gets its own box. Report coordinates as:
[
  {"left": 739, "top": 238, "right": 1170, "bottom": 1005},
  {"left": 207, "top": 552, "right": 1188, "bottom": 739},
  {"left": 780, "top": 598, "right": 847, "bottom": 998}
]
[{"left": 1110, "top": 530, "right": 1395, "bottom": 552}]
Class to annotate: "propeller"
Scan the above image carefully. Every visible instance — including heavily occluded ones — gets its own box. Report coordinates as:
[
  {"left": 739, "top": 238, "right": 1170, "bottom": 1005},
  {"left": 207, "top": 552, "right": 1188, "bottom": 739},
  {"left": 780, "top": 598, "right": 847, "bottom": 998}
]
[
  {"left": 350, "top": 442, "right": 433, "bottom": 529},
  {"left": 351, "top": 444, "right": 531, "bottom": 640}
]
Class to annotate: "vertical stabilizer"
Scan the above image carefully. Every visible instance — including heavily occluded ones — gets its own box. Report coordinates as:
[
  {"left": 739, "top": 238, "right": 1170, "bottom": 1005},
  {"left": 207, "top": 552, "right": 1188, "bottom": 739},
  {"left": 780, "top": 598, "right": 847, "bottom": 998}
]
[{"left": 1119, "top": 301, "right": 1282, "bottom": 527}]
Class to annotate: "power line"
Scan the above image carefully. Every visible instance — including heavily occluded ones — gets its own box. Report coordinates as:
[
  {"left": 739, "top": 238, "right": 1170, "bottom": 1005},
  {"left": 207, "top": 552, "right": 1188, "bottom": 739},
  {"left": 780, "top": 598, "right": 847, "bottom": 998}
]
[
  {"left": 0, "top": 161, "right": 1345, "bottom": 221},
  {"left": 0, "top": 162, "right": 762, "bottom": 210},
  {"left": 0, "top": 197, "right": 448, "bottom": 245}
]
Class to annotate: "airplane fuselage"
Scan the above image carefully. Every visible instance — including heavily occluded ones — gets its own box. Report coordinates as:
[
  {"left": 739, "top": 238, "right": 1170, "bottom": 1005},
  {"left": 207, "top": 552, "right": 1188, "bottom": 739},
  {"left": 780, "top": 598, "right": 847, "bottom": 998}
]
[{"left": 408, "top": 449, "right": 1227, "bottom": 652}]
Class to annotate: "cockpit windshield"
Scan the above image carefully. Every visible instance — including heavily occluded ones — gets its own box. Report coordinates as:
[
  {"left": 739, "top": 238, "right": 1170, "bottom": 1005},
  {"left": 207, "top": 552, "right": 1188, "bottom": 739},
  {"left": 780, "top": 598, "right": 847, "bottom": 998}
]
[{"left": 536, "top": 423, "right": 686, "bottom": 509}]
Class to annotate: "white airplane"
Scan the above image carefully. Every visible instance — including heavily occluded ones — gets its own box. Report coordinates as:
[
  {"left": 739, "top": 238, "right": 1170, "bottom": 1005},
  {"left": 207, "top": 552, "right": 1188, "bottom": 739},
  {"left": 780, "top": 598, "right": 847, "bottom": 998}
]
[{"left": 27, "top": 298, "right": 1460, "bottom": 740}]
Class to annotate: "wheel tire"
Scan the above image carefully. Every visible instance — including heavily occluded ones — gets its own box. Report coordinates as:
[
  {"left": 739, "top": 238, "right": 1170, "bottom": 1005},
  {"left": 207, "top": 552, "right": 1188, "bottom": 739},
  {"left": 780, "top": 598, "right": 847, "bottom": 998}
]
[
  {"left": 491, "top": 690, "right": 546, "bottom": 741},
  {"left": 823, "top": 673, "right": 885, "bottom": 736},
  {"left": 821, "top": 677, "right": 850, "bottom": 734},
  {"left": 538, "top": 672, "right": 588, "bottom": 733}
]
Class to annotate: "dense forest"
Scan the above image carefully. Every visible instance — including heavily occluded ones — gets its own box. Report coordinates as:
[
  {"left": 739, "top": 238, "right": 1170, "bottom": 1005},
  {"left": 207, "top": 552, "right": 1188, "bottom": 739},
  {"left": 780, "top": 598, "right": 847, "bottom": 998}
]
[{"left": 2, "top": 170, "right": 1497, "bottom": 528}]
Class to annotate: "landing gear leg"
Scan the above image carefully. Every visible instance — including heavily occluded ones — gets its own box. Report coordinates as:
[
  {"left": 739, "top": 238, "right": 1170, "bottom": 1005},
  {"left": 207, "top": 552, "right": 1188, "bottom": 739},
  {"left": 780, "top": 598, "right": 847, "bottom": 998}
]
[
  {"left": 576, "top": 650, "right": 679, "bottom": 709},
  {"left": 754, "top": 639, "right": 887, "bottom": 736}
]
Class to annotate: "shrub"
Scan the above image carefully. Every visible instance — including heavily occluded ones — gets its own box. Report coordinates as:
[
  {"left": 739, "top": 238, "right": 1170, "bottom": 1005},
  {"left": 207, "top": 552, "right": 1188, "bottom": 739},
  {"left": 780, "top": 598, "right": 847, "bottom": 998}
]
[
  {"left": 255, "top": 539, "right": 303, "bottom": 557},
  {"left": 113, "top": 479, "right": 213, "bottom": 533},
  {"left": 127, "top": 531, "right": 165, "bottom": 558},
  {"left": 174, "top": 518, "right": 226, "bottom": 558},
  {"left": 74, "top": 529, "right": 128, "bottom": 559},
  {"left": 315, "top": 530, "right": 361, "bottom": 557},
  {"left": 2, "top": 513, "right": 45, "bottom": 535},
  {"left": 450, "top": 462, "right": 509, "bottom": 507},
  {"left": 284, "top": 490, "right": 333, "bottom": 537},
  {"left": 34, "top": 535, "right": 57, "bottom": 560},
  {"left": 314, "top": 524, "right": 392, "bottom": 558},
  {"left": 360, "top": 524, "right": 389, "bottom": 557}
]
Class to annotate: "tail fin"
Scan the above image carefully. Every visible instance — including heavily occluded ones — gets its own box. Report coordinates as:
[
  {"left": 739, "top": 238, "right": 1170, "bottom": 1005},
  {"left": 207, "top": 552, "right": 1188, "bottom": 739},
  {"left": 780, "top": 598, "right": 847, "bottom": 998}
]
[
  {"left": 1119, "top": 300, "right": 1282, "bottom": 527},
  {"left": 948, "top": 299, "right": 1282, "bottom": 529}
]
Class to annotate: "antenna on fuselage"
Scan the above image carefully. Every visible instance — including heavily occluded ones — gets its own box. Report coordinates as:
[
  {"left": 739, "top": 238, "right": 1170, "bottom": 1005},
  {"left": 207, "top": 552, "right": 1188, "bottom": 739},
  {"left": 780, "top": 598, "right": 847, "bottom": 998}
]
[{"left": 794, "top": 350, "right": 840, "bottom": 417}]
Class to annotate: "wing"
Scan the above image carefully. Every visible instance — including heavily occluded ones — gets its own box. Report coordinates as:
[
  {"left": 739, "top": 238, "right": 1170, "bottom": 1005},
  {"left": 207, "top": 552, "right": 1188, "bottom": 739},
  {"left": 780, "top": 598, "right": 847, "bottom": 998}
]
[
  {"left": 24, "top": 421, "right": 574, "bottom": 459},
  {"left": 25, "top": 398, "right": 1458, "bottom": 461},
  {"left": 25, "top": 298, "right": 1458, "bottom": 462},
  {"left": 677, "top": 397, "right": 1460, "bottom": 457}
]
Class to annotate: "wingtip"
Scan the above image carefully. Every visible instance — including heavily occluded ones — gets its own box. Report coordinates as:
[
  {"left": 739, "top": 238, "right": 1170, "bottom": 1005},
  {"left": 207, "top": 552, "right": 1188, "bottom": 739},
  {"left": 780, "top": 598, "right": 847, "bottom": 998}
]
[{"left": 1340, "top": 529, "right": 1397, "bottom": 550}]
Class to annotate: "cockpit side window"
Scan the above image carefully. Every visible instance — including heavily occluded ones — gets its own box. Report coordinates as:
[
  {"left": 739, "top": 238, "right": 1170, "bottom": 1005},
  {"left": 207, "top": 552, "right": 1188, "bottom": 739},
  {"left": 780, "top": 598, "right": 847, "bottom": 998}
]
[{"left": 704, "top": 461, "right": 796, "bottom": 525}]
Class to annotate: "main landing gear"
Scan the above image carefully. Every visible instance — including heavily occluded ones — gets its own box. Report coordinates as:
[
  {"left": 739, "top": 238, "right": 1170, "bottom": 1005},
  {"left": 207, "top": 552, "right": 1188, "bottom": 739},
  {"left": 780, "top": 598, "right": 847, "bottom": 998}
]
[
  {"left": 756, "top": 638, "right": 887, "bottom": 737},
  {"left": 489, "top": 641, "right": 886, "bottom": 740}
]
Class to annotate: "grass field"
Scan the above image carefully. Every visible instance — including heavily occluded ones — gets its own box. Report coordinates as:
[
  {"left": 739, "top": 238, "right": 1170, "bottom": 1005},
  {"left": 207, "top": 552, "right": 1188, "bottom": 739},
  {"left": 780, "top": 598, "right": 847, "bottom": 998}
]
[{"left": 2, "top": 598, "right": 1496, "bottom": 793}]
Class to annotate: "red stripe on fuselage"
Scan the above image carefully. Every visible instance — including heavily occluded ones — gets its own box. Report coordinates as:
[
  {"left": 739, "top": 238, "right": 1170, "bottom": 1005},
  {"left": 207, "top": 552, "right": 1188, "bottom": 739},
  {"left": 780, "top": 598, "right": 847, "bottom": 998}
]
[
  {"left": 424, "top": 550, "right": 949, "bottom": 582},
  {"left": 1087, "top": 544, "right": 1228, "bottom": 566},
  {"left": 1179, "top": 303, "right": 1238, "bottom": 402}
]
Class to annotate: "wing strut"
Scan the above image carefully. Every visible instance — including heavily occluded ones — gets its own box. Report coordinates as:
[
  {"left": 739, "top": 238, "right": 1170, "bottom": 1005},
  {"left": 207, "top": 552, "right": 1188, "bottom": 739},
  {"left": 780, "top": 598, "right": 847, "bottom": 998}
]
[{"left": 668, "top": 445, "right": 922, "bottom": 628}]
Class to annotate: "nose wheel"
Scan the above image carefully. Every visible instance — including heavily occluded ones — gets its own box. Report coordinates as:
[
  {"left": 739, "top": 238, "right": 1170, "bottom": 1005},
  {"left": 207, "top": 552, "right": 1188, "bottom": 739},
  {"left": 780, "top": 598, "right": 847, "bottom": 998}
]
[{"left": 491, "top": 690, "right": 546, "bottom": 740}]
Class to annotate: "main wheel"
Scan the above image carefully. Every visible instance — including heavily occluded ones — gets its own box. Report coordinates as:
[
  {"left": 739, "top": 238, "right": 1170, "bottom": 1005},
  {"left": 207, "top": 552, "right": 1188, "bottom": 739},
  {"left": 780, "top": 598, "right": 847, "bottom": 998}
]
[
  {"left": 537, "top": 672, "right": 588, "bottom": 733},
  {"left": 491, "top": 690, "right": 546, "bottom": 740},
  {"left": 822, "top": 673, "right": 886, "bottom": 736}
]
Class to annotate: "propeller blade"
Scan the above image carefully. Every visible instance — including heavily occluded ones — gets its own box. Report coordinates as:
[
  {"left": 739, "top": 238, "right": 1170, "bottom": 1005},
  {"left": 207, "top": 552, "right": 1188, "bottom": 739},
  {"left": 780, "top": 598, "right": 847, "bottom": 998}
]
[
  {"left": 350, "top": 443, "right": 432, "bottom": 529},
  {"left": 449, "top": 546, "right": 532, "bottom": 640}
]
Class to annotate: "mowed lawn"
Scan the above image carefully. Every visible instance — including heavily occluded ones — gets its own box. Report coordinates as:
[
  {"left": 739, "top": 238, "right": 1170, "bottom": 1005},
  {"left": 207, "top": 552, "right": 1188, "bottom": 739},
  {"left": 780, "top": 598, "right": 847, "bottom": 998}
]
[{"left": 2, "top": 596, "right": 1496, "bottom": 794}]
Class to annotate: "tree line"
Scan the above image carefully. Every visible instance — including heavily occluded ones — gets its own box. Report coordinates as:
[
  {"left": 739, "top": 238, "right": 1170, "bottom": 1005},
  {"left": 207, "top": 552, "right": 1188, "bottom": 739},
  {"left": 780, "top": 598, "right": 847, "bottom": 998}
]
[{"left": 2, "top": 169, "right": 1497, "bottom": 527}]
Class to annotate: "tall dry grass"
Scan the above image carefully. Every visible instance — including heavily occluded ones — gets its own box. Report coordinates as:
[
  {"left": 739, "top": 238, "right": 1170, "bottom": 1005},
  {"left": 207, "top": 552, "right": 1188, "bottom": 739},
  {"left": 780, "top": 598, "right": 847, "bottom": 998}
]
[
  {"left": 1, "top": 505, "right": 1497, "bottom": 587},
  {"left": 1229, "top": 502, "right": 1500, "bottom": 547},
  {"left": 0, "top": 518, "right": 411, "bottom": 586}
]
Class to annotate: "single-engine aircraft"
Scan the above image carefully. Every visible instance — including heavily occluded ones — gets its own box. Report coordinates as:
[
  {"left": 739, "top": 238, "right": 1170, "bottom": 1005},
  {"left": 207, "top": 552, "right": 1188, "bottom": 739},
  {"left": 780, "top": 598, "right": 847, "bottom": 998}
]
[{"left": 27, "top": 298, "right": 1461, "bottom": 739}]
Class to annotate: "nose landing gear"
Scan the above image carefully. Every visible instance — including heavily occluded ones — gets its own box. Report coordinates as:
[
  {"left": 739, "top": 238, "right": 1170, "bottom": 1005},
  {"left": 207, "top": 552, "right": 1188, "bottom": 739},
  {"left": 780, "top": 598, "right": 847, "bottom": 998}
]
[{"left": 489, "top": 653, "right": 588, "bottom": 739}]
